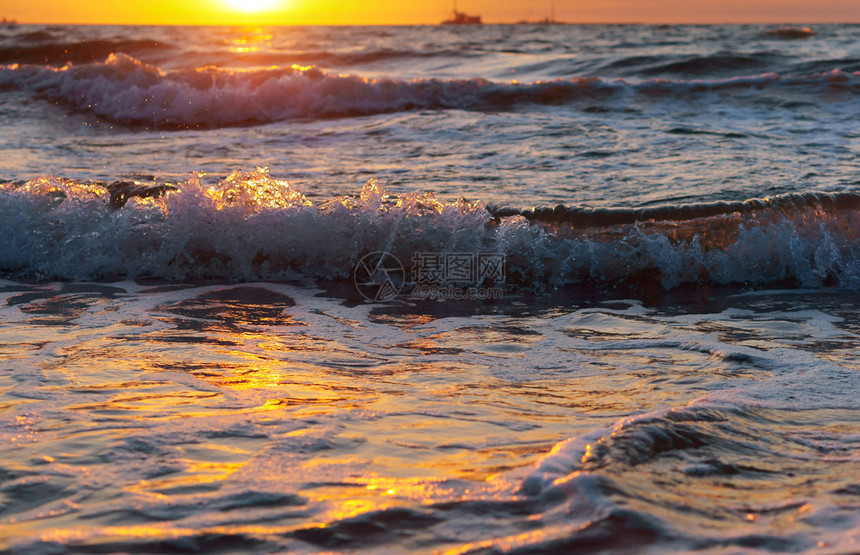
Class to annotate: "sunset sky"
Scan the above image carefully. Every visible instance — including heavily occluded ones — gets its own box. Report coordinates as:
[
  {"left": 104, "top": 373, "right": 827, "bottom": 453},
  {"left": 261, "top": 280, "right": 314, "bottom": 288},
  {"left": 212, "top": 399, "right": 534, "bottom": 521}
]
[{"left": 1, "top": 0, "right": 858, "bottom": 25}]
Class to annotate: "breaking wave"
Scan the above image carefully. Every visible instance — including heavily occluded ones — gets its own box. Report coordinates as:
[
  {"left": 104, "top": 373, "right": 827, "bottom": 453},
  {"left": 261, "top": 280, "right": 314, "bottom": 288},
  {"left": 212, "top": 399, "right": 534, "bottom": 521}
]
[
  {"left": 515, "top": 343, "right": 860, "bottom": 554},
  {"left": 1, "top": 168, "right": 858, "bottom": 289},
  {"left": 1, "top": 54, "right": 859, "bottom": 127}
]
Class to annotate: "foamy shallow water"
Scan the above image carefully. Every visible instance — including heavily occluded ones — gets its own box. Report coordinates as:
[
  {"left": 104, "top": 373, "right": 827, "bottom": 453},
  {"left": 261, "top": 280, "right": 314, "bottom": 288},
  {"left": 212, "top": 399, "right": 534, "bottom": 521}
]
[{"left": 1, "top": 281, "right": 857, "bottom": 553}]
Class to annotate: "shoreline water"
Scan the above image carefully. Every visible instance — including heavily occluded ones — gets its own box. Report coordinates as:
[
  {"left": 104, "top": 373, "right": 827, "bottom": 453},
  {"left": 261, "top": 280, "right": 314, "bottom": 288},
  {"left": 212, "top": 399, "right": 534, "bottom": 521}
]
[{"left": 1, "top": 280, "right": 858, "bottom": 552}]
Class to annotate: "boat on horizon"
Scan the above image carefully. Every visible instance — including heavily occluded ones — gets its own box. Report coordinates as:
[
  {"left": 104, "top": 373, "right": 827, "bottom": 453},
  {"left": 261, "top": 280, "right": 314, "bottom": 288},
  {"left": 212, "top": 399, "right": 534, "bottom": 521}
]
[
  {"left": 516, "top": 3, "right": 565, "bottom": 25},
  {"left": 441, "top": 2, "right": 482, "bottom": 25},
  {"left": 515, "top": 16, "right": 566, "bottom": 25},
  {"left": 1, "top": 17, "right": 17, "bottom": 28}
]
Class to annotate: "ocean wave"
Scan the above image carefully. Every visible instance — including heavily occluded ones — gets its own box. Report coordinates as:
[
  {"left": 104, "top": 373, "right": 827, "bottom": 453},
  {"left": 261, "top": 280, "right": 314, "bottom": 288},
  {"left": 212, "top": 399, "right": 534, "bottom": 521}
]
[
  {"left": 0, "top": 39, "right": 171, "bottom": 65},
  {"left": 285, "top": 48, "right": 474, "bottom": 66},
  {"left": 516, "top": 344, "right": 860, "bottom": 552},
  {"left": 1, "top": 54, "right": 859, "bottom": 127},
  {"left": 791, "top": 57, "right": 860, "bottom": 76},
  {"left": 760, "top": 27, "right": 816, "bottom": 40},
  {"left": 516, "top": 402, "right": 859, "bottom": 553},
  {"left": 1, "top": 168, "right": 858, "bottom": 290},
  {"left": 524, "top": 341, "right": 860, "bottom": 494},
  {"left": 9, "top": 30, "right": 60, "bottom": 43},
  {"left": 488, "top": 191, "right": 860, "bottom": 226},
  {"left": 638, "top": 51, "right": 780, "bottom": 75},
  {"left": 179, "top": 47, "right": 476, "bottom": 77}
]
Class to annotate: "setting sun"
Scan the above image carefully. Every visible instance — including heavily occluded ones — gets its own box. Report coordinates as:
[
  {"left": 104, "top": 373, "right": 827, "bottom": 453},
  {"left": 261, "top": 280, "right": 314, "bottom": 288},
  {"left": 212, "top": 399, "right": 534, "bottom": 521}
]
[
  {"left": 5, "top": 0, "right": 860, "bottom": 24},
  {"left": 221, "top": 0, "right": 282, "bottom": 13}
]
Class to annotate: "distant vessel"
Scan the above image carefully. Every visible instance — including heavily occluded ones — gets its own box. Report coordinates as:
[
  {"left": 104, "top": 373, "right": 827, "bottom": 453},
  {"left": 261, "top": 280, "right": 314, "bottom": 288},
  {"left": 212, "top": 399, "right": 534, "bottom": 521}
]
[
  {"left": 532, "top": 16, "right": 564, "bottom": 25},
  {"left": 517, "top": 3, "right": 565, "bottom": 25},
  {"left": 1, "top": 17, "right": 17, "bottom": 28},
  {"left": 441, "top": 1, "right": 482, "bottom": 25}
]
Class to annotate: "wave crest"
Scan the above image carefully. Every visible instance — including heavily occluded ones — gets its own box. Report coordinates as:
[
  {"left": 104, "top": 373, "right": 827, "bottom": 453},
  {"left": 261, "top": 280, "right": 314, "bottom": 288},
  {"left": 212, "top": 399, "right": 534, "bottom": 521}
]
[
  {"left": 1, "top": 54, "right": 859, "bottom": 127},
  {"left": 1, "top": 169, "right": 858, "bottom": 290}
]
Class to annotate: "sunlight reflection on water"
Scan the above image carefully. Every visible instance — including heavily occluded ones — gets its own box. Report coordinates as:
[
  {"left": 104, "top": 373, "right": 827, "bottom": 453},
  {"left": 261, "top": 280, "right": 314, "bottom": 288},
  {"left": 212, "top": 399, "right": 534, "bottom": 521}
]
[{"left": 0, "top": 282, "right": 858, "bottom": 552}]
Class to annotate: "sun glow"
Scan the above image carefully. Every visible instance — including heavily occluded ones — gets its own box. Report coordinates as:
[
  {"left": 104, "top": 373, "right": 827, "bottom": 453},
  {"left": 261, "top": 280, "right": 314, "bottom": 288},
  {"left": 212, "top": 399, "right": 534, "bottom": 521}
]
[{"left": 221, "top": 0, "right": 282, "bottom": 13}]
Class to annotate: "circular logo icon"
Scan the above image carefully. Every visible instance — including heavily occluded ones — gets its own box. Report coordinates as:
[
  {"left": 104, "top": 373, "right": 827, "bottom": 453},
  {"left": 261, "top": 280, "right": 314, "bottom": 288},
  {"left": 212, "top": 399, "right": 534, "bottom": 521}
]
[{"left": 353, "top": 251, "right": 405, "bottom": 302}]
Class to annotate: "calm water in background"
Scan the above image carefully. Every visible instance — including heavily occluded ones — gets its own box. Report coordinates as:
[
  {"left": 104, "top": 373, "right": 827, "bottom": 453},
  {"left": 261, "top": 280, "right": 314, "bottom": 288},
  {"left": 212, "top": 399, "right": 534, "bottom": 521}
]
[{"left": 0, "top": 23, "right": 859, "bottom": 553}]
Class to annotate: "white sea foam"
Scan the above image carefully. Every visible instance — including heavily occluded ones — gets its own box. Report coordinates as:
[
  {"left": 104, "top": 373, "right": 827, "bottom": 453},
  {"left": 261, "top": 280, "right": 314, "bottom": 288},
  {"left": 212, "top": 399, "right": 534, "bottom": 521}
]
[
  {"left": 1, "top": 169, "right": 859, "bottom": 288},
  {"left": 1, "top": 54, "right": 859, "bottom": 127},
  {"left": 522, "top": 332, "right": 860, "bottom": 496}
]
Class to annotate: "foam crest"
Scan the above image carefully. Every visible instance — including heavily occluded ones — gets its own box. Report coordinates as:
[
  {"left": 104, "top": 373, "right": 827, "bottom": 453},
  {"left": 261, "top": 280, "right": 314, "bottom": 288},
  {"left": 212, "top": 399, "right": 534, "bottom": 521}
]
[
  {"left": 522, "top": 357, "right": 860, "bottom": 514},
  {"left": 1, "top": 55, "right": 859, "bottom": 127},
  {"left": 0, "top": 169, "right": 858, "bottom": 289}
]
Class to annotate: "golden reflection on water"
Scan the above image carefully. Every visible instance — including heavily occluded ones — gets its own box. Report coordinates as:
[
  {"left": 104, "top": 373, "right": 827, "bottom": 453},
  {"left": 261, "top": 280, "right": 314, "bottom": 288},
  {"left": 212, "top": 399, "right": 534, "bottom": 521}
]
[
  {"left": 227, "top": 28, "right": 274, "bottom": 54},
  {"left": 2, "top": 285, "right": 858, "bottom": 551}
]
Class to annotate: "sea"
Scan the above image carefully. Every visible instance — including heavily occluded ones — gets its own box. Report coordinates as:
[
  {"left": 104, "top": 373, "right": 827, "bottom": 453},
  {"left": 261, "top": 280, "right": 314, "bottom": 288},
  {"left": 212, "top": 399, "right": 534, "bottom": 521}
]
[{"left": 0, "top": 22, "right": 859, "bottom": 554}]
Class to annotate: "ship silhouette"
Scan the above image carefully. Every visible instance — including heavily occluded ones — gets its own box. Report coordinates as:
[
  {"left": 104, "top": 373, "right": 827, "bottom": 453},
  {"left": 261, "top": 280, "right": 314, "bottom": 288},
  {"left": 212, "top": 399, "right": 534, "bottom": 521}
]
[
  {"left": 517, "top": 3, "right": 565, "bottom": 25},
  {"left": 441, "top": 1, "right": 481, "bottom": 24}
]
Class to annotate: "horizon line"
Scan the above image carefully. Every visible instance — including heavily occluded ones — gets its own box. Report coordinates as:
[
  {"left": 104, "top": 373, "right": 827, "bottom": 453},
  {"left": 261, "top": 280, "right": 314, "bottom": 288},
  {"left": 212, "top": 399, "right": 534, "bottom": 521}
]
[{"left": 6, "top": 20, "right": 860, "bottom": 26}]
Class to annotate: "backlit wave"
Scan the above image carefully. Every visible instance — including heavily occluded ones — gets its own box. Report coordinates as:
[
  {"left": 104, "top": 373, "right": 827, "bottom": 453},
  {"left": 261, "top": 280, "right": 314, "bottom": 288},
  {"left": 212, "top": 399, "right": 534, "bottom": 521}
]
[
  {"left": 1, "top": 168, "right": 858, "bottom": 289},
  {"left": 1, "top": 54, "right": 859, "bottom": 127}
]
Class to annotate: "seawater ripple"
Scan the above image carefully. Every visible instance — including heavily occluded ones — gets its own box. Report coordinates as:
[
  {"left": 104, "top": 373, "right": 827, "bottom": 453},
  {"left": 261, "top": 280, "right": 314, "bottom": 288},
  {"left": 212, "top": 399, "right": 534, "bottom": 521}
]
[{"left": 1, "top": 282, "right": 858, "bottom": 553}]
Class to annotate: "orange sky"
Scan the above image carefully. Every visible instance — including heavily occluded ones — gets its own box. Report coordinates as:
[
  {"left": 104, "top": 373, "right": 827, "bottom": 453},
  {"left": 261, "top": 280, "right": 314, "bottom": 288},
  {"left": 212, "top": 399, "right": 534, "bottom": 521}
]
[{"left": 1, "top": 0, "right": 858, "bottom": 25}]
